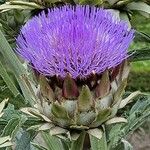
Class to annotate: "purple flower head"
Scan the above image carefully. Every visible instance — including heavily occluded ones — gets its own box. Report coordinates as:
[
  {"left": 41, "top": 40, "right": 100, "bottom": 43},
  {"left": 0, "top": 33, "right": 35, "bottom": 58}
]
[{"left": 16, "top": 5, "right": 134, "bottom": 79}]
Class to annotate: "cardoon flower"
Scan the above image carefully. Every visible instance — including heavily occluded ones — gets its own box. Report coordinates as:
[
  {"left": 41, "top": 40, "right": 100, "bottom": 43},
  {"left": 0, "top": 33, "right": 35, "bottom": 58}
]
[
  {"left": 17, "top": 5, "right": 134, "bottom": 79},
  {"left": 17, "top": 5, "right": 134, "bottom": 139}
]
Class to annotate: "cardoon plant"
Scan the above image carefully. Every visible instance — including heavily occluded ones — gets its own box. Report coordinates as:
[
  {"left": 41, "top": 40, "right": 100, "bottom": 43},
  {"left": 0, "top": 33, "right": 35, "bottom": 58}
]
[{"left": 16, "top": 5, "right": 135, "bottom": 149}]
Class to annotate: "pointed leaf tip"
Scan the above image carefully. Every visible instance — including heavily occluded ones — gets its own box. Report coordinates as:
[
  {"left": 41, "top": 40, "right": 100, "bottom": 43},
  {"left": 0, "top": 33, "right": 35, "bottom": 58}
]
[
  {"left": 87, "top": 128, "right": 103, "bottom": 140},
  {"left": 51, "top": 103, "right": 69, "bottom": 119},
  {"left": 62, "top": 74, "right": 79, "bottom": 99},
  {"left": 39, "top": 75, "right": 55, "bottom": 102},
  {"left": 78, "top": 85, "right": 93, "bottom": 112},
  {"left": 96, "top": 70, "right": 110, "bottom": 98}
]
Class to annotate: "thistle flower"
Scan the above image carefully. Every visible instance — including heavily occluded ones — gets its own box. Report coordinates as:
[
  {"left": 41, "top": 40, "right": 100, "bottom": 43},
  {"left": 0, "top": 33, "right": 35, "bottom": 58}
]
[
  {"left": 16, "top": 5, "right": 134, "bottom": 79},
  {"left": 18, "top": 5, "right": 134, "bottom": 137}
]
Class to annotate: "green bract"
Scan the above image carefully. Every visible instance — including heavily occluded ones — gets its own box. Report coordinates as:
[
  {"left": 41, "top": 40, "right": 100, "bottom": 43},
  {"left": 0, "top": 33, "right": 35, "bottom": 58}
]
[{"left": 21, "top": 61, "right": 134, "bottom": 140}]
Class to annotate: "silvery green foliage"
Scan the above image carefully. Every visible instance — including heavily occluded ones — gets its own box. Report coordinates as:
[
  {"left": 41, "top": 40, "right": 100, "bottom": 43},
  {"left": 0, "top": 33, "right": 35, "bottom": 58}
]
[{"left": 0, "top": 1, "right": 149, "bottom": 150}]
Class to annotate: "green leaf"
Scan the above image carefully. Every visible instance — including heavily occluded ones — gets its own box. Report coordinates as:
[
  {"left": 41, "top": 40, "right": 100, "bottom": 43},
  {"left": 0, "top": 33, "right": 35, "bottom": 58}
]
[
  {"left": 105, "top": 117, "right": 127, "bottom": 125},
  {"left": 90, "top": 108, "right": 111, "bottom": 128},
  {"left": 0, "top": 1, "right": 43, "bottom": 12},
  {"left": 121, "top": 139, "right": 133, "bottom": 150},
  {"left": 119, "top": 12, "right": 131, "bottom": 29},
  {"left": 107, "top": 123, "right": 124, "bottom": 149},
  {"left": 119, "top": 91, "right": 141, "bottom": 109},
  {"left": 41, "top": 131, "right": 64, "bottom": 150},
  {"left": 0, "top": 29, "right": 36, "bottom": 106},
  {"left": 51, "top": 103, "right": 69, "bottom": 119},
  {"left": 127, "top": 2, "right": 150, "bottom": 16},
  {"left": 134, "top": 31, "right": 150, "bottom": 43},
  {"left": 90, "top": 127, "right": 107, "bottom": 150},
  {"left": 70, "top": 131, "right": 86, "bottom": 150},
  {"left": 62, "top": 74, "right": 79, "bottom": 99},
  {"left": 2, "top": 104, "right": 21, "bottom": 121},
  {"left": 0, "top": 141, "right": 13, "bottom": 148},
  {"left": 79, "top": 0, "right": 103, "bottom": 5},
  {"left": 87, "top": 128, "right": 103, "bottom": 139},
  {"left": 50, "top": 126, "right": 68, "bottom": 136},
  {"left": 1, "top": 117, "right": 20, "bottom": 137},
  {"left": 0, "top": 76, "right": 26, "bottom": 108},
  {"left": 32, "top": 142, "right": 48, "bottom": 150},
  {"left": 95, "top": 70, "right": 110, "bottom": 98},
  {"left": 0, "top": 61, "right": 19, "bottom": 96},
  {"left": 107, "top": 0, "right": 119, "bottom": 5},
  {"left": 128, "top": 48, "right": 150, "bottom": 62},
  {"left": 112, "top": 95, "right": 150, "bottom": 147},
  {"left": 0, "top": 136, "right": 11, "bottom": 145},
  {"left": 0, "top": 99, "right": 8, "bottom": 114},
  {"left": 78, "top": 85, "right": 93, "bottom": 112},
  {"left": 15, "top": 130, "right": 36, "bottom": 150}
]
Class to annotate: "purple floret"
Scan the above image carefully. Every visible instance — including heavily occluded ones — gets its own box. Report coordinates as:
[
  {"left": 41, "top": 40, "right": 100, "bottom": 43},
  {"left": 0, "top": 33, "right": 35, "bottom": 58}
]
[{"left": 16, "top": 5, "right": 134, "bottom": 79}]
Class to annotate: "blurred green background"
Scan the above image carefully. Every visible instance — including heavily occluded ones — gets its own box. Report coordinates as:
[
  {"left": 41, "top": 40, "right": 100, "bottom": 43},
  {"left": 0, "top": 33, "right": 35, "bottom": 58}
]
[{"left": 127, "top": 15, "right": 150, "bottom": 93}]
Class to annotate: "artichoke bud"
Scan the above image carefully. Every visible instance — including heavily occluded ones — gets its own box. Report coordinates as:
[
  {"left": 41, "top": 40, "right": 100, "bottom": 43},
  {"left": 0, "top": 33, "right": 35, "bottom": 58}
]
[{"left": 17, "top": 5, "right": 134, "bottom": 134}]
